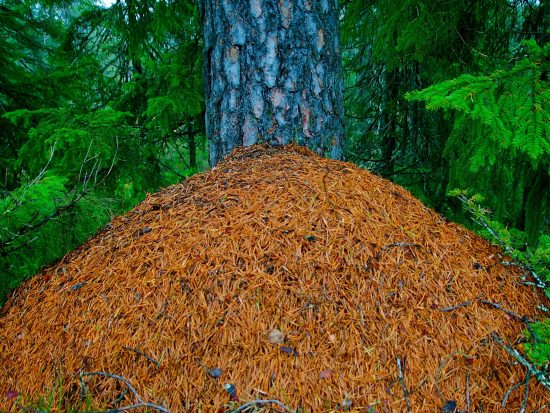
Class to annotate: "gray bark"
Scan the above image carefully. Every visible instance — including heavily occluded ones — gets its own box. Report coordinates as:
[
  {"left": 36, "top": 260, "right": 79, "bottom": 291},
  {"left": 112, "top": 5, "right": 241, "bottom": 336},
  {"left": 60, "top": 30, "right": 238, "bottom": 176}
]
[{"left": 199, "top": 0, "right": 345, "bottom": 166}]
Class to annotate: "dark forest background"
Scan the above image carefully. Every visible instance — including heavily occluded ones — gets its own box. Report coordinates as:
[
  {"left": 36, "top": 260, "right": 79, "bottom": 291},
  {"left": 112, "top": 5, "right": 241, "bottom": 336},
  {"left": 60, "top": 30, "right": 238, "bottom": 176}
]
[{"left": 0, "top": 0, "right": 548, "bottom": 362}]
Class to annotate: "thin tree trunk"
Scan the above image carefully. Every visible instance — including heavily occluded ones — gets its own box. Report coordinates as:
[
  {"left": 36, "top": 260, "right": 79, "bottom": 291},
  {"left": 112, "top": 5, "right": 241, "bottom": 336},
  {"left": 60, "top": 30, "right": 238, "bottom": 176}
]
[
  {"left": 379, "top": 66, "right": 398, "bottom": 176},
  {"left": 188, "top": 118, "right": 197, "bottom": 169},
  {"left": 199, "top": 0, "right": 345, "bottom": 166}
]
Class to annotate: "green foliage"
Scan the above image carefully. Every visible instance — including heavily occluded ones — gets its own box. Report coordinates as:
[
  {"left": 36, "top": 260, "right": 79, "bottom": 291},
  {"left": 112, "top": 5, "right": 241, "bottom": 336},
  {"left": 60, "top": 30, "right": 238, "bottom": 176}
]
[
  {"left": 12, "top": 373, "right": 96, "bottom": 413},
  {"left": 407, "top": 40, "right": 549, "bottom": 169},
  {"left": 407, "top": 39, "right": 549, "bottom": 243},
  {"left": 340, "top": 0, "right": 537, "bottom": 218},
  {"left": 526, "top": 318, "right": 550, "bottom": 366},
  {"left": 0, "top": 174, "right": 114, "bottom": 295},
  {"left": 0, "top": 0, "right": 207, "bottom": 306}
]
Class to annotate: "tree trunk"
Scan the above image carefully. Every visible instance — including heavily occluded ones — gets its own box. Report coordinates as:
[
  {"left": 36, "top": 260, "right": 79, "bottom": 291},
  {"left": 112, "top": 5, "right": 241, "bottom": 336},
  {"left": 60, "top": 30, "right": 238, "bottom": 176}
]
[
  {"left": 187, "top": 117, "right": 197, "bottom": 169},
  {"left": 379, "top": 66, "right": 398, "bottom": 176},
  {"left": 199, "top": 0, "right": 345, "bottom": 166}
]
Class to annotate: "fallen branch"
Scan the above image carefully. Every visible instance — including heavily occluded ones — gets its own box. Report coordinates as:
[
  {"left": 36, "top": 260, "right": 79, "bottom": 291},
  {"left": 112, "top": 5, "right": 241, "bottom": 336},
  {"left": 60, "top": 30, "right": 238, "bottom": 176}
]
[
  {"left": 465, "top": 370, "right": 470, "bottom": 413},
  {"left": 321, "top": 168, "right": 338, "bottom": 214},
  {"left": 520, "top": 371, "right": 530, "bottom": 413},
  {"left": 439, "top": 299, "right": 475, "bottom": 312},
  {"left": 481, "top": 301, "right": 539, "bottom": 344},
  {"left": 396, "top": 357, "right": 412, "bottom": 413},
  {"left": 110, "top": 387, "right": 129, "bottom": 407},
  {"left": 480, "top": 300, "right": 532, "bottom": 323},
  {"left": 435, "top": 351, "right": 466, "bottom": 405},
  {"left": 122, "top": 346, "right": 161, "bottom": 369},
  {"left": 491, "top": 333, "right": 550, "bottom": 392},
  {"left": 79, "top": 371, "right": 171, "bottom": 413},
  {"left": 457, "top": 194, "right": 548, "bottom": 291},
  {"left": 377, "top": 242, "right": 422, "bottom": 259},
  {"left": 502, "top": 372, "right": 529, "bottom": 409},
  {"left": 228, "top": 399, "right": 291, "bottom": 413}
]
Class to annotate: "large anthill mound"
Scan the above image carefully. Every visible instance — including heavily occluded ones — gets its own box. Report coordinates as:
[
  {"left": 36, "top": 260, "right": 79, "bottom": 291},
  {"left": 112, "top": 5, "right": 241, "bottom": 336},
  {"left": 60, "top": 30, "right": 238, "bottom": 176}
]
[{"left": 1, "top": 145, "right": 548, "bottom": 412}]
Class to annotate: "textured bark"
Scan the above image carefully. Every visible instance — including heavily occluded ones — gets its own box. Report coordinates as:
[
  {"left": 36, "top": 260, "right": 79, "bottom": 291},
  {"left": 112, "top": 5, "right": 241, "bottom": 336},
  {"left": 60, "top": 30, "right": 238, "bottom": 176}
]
[{"left": 199, "top": 0, "right": 344, "bottom": 166}]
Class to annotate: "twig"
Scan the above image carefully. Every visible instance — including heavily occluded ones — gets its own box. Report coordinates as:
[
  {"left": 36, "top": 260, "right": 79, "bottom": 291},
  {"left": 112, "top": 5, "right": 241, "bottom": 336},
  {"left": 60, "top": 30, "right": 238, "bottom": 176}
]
[
  {"left": 29, "top": 143, "right": 56, "bottom": 187},
  {"left": 439, "top": 300, "right": 475, "bottom": 312},
  {"left": 479, "top": 300, "right": 531, "bottom": 323},
  {"left": 110, "top": 387, "right": 129, "bottom": 407},
  {"left": 521, "top": 264, "right": 547, "bottom": 290},
  {"left": 465, "top": 370, "right": 470, "bottom": 413},
  {"left": 20, "top": 408, "right": 48, "bottom": 413},
  {"left": 520, "top": 371, "right": 530, "bottom": 413},
  {"left": 86, "top": 402, "right": 168, "bottom": 413},
  {"left": 502, "top": 374, "right": 528, "bottom": 408},
  {"left": 0, "top": 142, "right": 117, "bottom": 256},
  {"left": 396, "top": 357, "right": 412, "bottom": 413},
  {"left": 122, "top": 346, "right": 161, "bottom": 368},
  {"left": 435, "top": 351, "right": 463, "bottom": 402},
  {"left": 491, "top": 333, "right": 550, "bottom": 391},
  {"left": 458, "top": 195, "right": 547, "bottom": 290},
  {"left": 79, "top": 371, "right": 171, "bottom": 413},
  {"left": 376, "top": 242, "right": 422, "bottom": 259},
  {"left": 480, "top": 300, "right": 538, "bottom": 344},
  {"left": 381, "top": 242, "right": 422, "bottom": 251},
  {"left": 500, "top": 260, "right": 548, "bottom": 290},
  {"left": 228, "top": 399, "right": 292, "bottom": 412}
]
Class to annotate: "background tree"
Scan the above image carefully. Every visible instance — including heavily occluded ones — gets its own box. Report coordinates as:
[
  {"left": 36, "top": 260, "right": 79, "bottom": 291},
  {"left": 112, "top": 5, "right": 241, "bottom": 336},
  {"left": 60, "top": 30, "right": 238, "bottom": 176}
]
[
  {"left": 341, "top": 0, "right": 549, "bottom": 239},
  {"left": 0, "top": 0, "right": 206, "bottom": 301},
  {"left": 198, "top": 0, "right": 345, "bottom": 166}
]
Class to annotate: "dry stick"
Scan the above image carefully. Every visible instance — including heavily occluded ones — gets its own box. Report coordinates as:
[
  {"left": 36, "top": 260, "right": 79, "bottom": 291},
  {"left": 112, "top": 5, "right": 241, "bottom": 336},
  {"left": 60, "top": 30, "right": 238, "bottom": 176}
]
[
  {"left": 480, "top": 300, "right": 538, "bottom": 344},
  {"left": 321, "top": 168, "right": 338, "bottom": 214},
  {"left": 20, "top": 408, "right": 47, "bottom": 413},
  {"left": 382, "top": 242, "right": 422, "bottom": 250},
  {"left": 502, "top": 373, "right": 529, "bottom": 408},
  {"left": 435, "top": 351, "right": 463, "bottom": 403},
  {"left": 396, "top": 357, "right": 412, "bottom": 413},
  {"left": 229, "top": 399, "right": 291, "bottom": 413},
  {"left": 122, "top": 346, "right": 161, "bottom": 368},
  {"left": 465, "top": 370, "right": 471, "bottom": 413},
  {"left": 479, "top": 300, "right": 531, "bottom": 323},
  {"left": 520, "top": 371, "right": 530, "bottom": 413},
  {"left": 458, "top": 194, "right": 547, "bottom": 290},
  {"left": 110, "top": 387, "right": 130, "bottom": 407},
  {"left": 439, "top": 299, "right": 475, "bottom": 312},
  {"left": 87, "top": 402, "right": 168, "bottom": 413},
  {"left": 499, "top": 261, "right": 547, "bottom": 289},
  {"left": 377, "top": 242, "right": 422, "bottom": 259},
  {"left": 80, "top": 371, "right": 171, "bottom": 413},
  {"left": 490, "top": 333, "right": 550, "bottom": 391}
]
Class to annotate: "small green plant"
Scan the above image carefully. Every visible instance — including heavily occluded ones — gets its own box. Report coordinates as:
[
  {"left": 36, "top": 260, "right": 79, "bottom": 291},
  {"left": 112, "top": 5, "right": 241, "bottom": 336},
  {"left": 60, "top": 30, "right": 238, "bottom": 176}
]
[
  {"left": 525, "top": 318, "right": 550, "bottom": 366},
  {"left": 14, "top": 375, "right": 96, "bottom": 413}
]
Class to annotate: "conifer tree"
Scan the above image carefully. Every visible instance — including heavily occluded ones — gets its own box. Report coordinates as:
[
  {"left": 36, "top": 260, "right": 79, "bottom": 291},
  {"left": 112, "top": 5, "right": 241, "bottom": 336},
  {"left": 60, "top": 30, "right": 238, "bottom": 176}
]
[
  {"left": 407, "top": 40, "right": 550, "bottom": 243},
  {"left": 0, "top": 0, "right": 206, "bottom": 304},
  {"left": 341, "top": 0, "right": 537, "bottom": 196}
]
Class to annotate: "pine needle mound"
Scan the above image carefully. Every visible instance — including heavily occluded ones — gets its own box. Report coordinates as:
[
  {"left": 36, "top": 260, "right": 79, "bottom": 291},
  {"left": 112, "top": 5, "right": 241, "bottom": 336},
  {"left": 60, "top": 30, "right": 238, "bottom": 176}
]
[{"left": 1, "top": 144, "right": 548, "bottom": 412}]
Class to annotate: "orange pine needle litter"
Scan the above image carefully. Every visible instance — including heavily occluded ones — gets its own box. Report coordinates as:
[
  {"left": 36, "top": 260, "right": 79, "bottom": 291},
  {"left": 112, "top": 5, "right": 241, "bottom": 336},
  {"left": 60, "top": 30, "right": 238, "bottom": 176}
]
[{"left": 1, "top": 144, "right": 548, "bottom": 412}]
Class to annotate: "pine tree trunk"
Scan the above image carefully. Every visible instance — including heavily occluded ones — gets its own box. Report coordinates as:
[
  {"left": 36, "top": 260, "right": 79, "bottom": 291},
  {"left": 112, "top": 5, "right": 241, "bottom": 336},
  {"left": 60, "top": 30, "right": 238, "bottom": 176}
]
[{"left": 198, "top": 0, "right": 344, "bottom": 166}]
